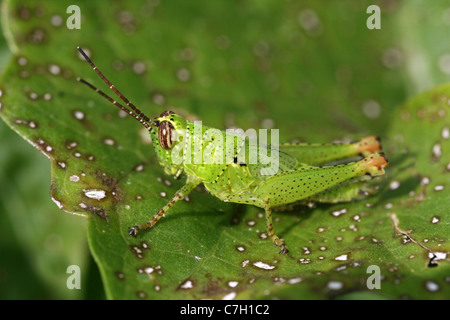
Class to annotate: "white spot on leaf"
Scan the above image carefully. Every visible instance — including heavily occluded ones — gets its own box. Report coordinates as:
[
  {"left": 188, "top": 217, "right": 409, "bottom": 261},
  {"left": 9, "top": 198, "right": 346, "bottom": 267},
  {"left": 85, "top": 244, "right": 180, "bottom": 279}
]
[
  {"left": 48, "top": 64, "right": 61, "bottom": 75},
  {"left": 288, "top": 277, "right": 302, "bottom": 284},
  {"left": 84, "top": 189, "right": 106, "bottom": 200},
  {"left": 70, "top": 175, "right": 80, "bottom": 182},
  {"left": 425, "top": 280, "right": 440, "bottom": 292},
  {"left": 73, "top": 110, "right": 85, "bottom": 120},
  {"left": 431, "top": 216, "right": 440, "bottom": 224},
  {"left": 442, "top": 127, "right": 449, "bottom": 139},
  {"left": 362, "top": 100, "right": 381, "bottom": 119},
  {"left": 179, "top": 279, "right": 194, "bottom": 289},
  {"left": 429, "top": 252, "right": 447, "bottom": 261},
  {"left": 331, "top": 208, "right": 347, "bottom": 217},
  {"left": 390, "top": 181, "right": 400, "bottom": 190},
  {"left": 432, "top": 143, "right": 442, "bottom": 160},
  {"left": 327, "top": 280, "right": 344, "bottom": 290},
  {"left": 222, "top": 292, "right": 236, "bottom": 300},
  {"left": 252, "top": 261, "right": 275, "bottom": 270},
  {"left": 335, "top": 254, "right": 348, "bottom": 261}
]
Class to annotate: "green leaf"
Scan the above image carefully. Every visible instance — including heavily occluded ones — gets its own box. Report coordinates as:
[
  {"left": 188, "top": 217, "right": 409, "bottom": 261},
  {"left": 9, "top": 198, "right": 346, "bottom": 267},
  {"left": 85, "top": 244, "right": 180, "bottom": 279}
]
[
  {"left": 0, "top": 0, "right": 448, "bottom": 299},
  {"left": 0, "top": 16, "right": 93, "bottom": 299}
]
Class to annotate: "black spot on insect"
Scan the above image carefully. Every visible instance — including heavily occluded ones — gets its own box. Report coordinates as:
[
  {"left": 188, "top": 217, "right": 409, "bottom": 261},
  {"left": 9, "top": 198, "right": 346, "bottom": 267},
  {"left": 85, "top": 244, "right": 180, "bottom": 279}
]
[{"left": 233, "top": 156, "right": 247, "bottom": 166}]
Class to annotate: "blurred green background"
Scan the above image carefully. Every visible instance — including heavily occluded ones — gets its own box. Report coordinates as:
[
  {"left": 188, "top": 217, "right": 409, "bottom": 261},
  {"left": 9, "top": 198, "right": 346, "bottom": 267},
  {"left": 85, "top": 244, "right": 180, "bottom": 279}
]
[{"left": 0, "top": 0, "right": 449, "bottom": 299}]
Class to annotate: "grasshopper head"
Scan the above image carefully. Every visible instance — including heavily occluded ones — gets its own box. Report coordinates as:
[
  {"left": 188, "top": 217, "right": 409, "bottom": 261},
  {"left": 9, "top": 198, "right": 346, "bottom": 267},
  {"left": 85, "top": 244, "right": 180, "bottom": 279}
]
[
  {"left": 75, "top": 48, "right": 187, "bottom": 176},
  {"left": 149, "top": 111, "right": 187, "bottom": 175}
]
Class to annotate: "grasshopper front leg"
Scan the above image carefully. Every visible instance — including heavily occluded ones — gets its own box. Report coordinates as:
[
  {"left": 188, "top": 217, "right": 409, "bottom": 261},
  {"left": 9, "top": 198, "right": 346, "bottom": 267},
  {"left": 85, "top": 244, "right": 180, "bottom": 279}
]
[{"left": 128, "top": 178, "right": 200, "bottom": 237}]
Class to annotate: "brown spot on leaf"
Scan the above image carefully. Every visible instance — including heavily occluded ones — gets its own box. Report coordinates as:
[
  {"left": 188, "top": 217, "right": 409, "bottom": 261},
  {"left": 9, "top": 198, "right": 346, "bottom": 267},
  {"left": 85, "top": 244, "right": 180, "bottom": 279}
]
[
  {"left": 16, "top": 4, "right": 31, "bottom": 20},
  {"left": 13, "top": 118, "right": 38, "bottom": 129},
  {"left": 129, "top": 241, "right": 150, "bottom": 259},
  {"left": 79, "top": 202, "right": 108, "bottom": 221},
  {"left": 27, "top": 28, "right": 47, "bottom": 44},
  {"left": 115, "top": 271, "right": 125, "bottom": 280},
  {"left": 35, "top": 137, "right": 54, "bottom": 157},
  {"left": 65, "top": 140, "right": 78, "bottom": 150}
]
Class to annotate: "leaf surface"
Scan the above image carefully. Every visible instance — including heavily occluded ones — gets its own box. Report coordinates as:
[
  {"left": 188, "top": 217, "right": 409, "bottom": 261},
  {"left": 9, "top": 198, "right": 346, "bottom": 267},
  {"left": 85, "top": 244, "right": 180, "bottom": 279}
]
[{"left": 0, "top": 0, "right": 448, "bottom": 299}]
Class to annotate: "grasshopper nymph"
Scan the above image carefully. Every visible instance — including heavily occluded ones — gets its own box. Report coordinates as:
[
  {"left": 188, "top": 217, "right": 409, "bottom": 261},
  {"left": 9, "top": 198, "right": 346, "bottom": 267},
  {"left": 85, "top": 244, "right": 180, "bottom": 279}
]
[{"left": 76, "top": 47, "right": 388, "bottom": 254}]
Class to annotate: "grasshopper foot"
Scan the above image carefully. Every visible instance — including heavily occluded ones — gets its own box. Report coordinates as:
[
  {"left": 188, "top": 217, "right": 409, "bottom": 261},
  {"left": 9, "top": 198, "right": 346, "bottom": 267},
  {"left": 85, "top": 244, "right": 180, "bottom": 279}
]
[
  {"left": 272, "top": 236, "right": 289, "bottom": 255},
  {"left": 279, "top": 243, "right": 289, "bottom": 255},
  {"left": 128, "top": 226, "right": 140, "bottom": 237}
]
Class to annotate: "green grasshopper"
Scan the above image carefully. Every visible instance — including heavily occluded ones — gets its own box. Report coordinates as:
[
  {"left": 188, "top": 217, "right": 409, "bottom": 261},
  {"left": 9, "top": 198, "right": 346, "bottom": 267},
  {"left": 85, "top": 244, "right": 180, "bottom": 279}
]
[{"left": 76, "top": 47, "right": 388, "bottom": 254}]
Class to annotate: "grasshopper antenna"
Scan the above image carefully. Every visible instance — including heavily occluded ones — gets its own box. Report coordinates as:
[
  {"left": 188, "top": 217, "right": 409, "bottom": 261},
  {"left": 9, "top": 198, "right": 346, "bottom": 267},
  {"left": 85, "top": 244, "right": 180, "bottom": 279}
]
[
  {"left": 76, "top": 46, "right": 151, "bottom": 126},
  {"left": 76, "top": 77, "right": 151, "bottom": 130}
]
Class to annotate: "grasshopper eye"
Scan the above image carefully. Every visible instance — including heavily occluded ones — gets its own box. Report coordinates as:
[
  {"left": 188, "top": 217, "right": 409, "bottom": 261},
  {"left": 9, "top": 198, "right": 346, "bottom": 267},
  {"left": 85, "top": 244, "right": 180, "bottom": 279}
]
[{"left": 158, "top": 121, "right": 175, "bottom": 150}]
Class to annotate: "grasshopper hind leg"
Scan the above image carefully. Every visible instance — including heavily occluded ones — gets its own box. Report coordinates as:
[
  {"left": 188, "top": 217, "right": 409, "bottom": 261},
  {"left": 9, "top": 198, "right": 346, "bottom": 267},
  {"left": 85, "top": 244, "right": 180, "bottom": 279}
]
[
  {"left": 213, "top": 193, "right": 291, "bottom": 255},
  {"left": 234, "top": 152, "right": 387, "bottom": 254},
  {"left": 304, "top": 177, "right": 378, "bottom": 204},
  {"left": 271, "top": 178, "right": 378, "bottom": 212}
]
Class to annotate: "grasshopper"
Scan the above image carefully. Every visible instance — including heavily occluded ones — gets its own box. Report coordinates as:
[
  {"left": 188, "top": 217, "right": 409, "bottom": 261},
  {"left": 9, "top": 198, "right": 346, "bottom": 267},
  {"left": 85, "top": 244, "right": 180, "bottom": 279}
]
[{"left": 76, "top": 47, "right": 388, "bottom": 254}]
